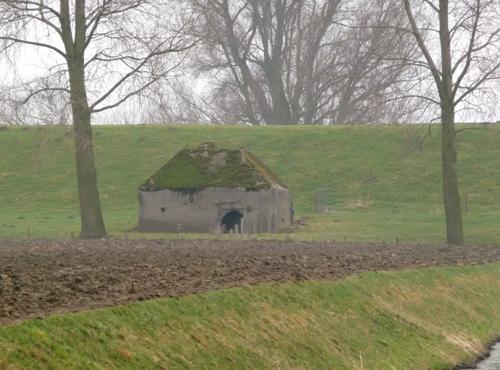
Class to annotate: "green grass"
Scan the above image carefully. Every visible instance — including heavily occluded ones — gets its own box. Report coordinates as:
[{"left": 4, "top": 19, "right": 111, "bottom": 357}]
[
  {"left": 1, "top": 124, "right": 500, "bottom": 243},
  {"left": 1, "top": 263, "right": 500, "bottom": 369}
]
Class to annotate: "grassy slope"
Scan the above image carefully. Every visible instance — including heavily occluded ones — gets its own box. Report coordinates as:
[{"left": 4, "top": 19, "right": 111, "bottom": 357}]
[
  {"left": 1, "top": 124, "right": 499, "bottom": 243},
  {"left": 1, "top": 263, "right": 500, "bottom": 369}
]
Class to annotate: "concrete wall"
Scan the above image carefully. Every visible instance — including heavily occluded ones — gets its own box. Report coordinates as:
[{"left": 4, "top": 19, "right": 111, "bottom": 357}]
[{"left": 137, "top": 186, "right": 291, "bottom": 233}]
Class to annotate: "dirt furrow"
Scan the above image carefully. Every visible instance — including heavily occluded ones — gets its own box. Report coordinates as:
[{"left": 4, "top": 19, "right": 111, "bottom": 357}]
[{"left": 1, "top": 239, "right": 499, "bottom": 325}]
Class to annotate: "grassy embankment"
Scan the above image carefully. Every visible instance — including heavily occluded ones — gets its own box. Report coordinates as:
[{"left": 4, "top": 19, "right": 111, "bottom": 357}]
[
  {"left": 1, "top": 124, "right": 499, "bottom": 243},
  {"left": 1, "top": 125, "right": 500, "bottom": 369},
  {"left": 1, "top": 263, "right": 500, "bottom": 369}
]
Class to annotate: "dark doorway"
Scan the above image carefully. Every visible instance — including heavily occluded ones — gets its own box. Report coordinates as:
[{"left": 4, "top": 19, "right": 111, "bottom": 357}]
[{"left": 221, "top": 210, "right": 243, "bottom": 233}]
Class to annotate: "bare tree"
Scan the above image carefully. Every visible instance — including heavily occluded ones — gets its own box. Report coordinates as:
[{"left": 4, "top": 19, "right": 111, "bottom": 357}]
[
  {"left": 313, "top": 0, "right": 420, "bottom": 124},
  {"left": 0, "top": 0, "right": 196, "bottom": 238},
  {"left": 190, "top": 0, "right": 418, "bottom": 125},
  {"left": 0, "top": 75, "right": 71, "bottom": 125},
  {"left": 140, "top": 79, "right": 220, "bottom": 124},
  {"left": 402, "top": 0, "right": 500, "bottom": 245}
]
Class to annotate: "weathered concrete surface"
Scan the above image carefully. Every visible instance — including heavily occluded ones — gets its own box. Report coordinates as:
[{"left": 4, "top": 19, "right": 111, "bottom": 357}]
[{"left": 138, "top": 185, "right": 291, "bottom": 233}]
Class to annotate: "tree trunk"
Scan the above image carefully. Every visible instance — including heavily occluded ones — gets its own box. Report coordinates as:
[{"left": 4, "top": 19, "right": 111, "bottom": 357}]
[
  {"left": 68, "top": 58, "right": 106, "bottom": 239},
  {"left": 267, "top": 1, "right": 293, "bottom": 125},
  {"left": 267, "top": 65, "right": 293, "bottom": 125},
  {"left": 441, "top": 102, "right": 464, "bottom": 245},
  {"left": 439, "top": 0, "right": 463, "bottom": 245}
]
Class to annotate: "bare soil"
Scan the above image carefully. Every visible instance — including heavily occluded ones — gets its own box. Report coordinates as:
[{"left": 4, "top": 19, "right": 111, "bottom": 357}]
[{"left": 1, "top": 239, "right": 500, "bottom": 325}]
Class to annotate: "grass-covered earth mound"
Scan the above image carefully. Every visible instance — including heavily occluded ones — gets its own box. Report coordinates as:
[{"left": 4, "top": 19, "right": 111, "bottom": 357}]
[
  {"left": 139, "top": 142, "right": 286, "bottom": 191},
  {"left": 1, "top": 124, "right": 500, "bottom": 242}
]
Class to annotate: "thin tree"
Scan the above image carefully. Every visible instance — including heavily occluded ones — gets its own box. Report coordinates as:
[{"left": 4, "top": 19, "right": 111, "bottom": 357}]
[
  {"left": 402, "top": 0, "right": 500, "bottom": 245},
  {"left": 0, "top": 1, "right": 196, "bottom": 238}
]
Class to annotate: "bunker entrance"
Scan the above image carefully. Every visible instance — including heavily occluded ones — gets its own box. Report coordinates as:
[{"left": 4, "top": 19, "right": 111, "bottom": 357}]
[{"left": 221, "top": 210, "right": 243, "bottom": 233}]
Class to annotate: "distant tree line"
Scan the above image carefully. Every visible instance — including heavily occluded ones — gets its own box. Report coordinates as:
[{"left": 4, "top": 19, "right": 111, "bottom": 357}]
[{"left": 186, "top": 0, "right": 420, "bottom": 125}]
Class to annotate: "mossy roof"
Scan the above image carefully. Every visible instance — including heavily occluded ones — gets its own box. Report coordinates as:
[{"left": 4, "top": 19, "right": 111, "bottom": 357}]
[{"left": 139, "top": 144, "right": 287, "bottom": 191}]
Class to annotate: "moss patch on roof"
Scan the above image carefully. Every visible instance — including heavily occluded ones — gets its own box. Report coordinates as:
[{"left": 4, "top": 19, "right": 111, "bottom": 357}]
[{"left": 139, "top": 144, "right": 286, "bottom": 191}]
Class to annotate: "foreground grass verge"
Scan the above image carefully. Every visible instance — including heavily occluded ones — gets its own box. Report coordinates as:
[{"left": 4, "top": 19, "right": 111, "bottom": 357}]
[
  {"left": 1, "top": 263, "right": 499, "bottom": 369},
  {"left": 1, "top": 124, "right": 500, "bottom": 243}
]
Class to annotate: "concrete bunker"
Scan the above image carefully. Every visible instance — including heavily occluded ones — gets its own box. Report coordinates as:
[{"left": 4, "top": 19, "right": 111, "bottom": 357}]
[{"left": 137, "top": 142, "right": 292, "bottom": 233}]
